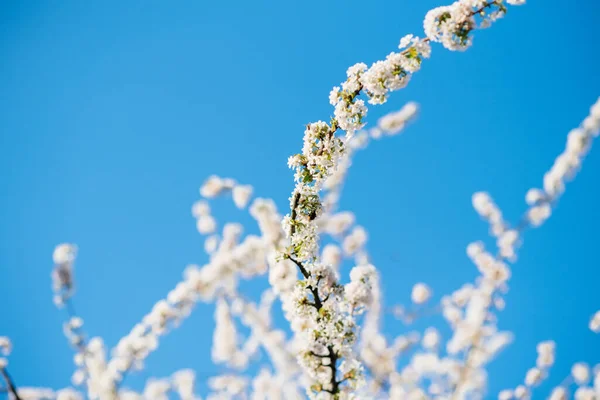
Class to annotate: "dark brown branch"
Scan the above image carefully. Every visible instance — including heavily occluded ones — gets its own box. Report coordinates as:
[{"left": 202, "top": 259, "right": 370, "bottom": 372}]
[
  {"left": 289, "top": 192, "right": 301, "bottom": 237},
  {"left": 328, "top": 345, "right": 339, "bottom": 394},
  {"left": 471, "top": 0, "right": 499, "bottom": 16},
  {"left": 288, "top": 256, "right": 310, "bottom": 279},
  {"left": 288, "top": 256, "right": 339, "bottom": 394},
  {"left": 1, "top": 368, "right": 22, "bottom": 400}
]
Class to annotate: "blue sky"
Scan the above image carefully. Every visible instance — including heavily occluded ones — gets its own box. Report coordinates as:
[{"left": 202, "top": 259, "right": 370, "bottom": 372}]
[{"left": 1, "top": 0, "right": 599, "bottom": 397}]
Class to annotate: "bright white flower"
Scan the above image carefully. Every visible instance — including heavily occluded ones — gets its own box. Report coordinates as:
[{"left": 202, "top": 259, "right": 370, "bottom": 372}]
[
  {"left": 498, "top": 229, "right": 519, "bottom": 260},
  {"left": 421, "top": 328, "right": 440, "bottom": 350},
  {"left": 53, "top": 243, "right": 77, "bottom": 265},
  {"left": 268, "top": 259, "right": 297, "bottom": 295},
  {"left": 321, "top": 244, "right": 342, "bottom": 273},
  {"left": 548, "top": 387, "right": 568, "bottom": 400},
  {"left": 527, "top": 203, "right": 551, "bottom": 227},
  {"left": 572, "top": 362, "right": 591, "bottom": 385},
  {"left": 574, "top": 387, "right": 596, "bottom": 400},
  {"left": 377, "top": 102, "right": 419, "bottom": 135},
  {"left": 144, "top": 379, "right": 170, "bottom": 400},
  {"left": 71, "top": 369, "right": 85, "bottom": 386},
  {"left": 329, "top": 86, "right": 341, "bottom": 106},
  {"left": 536, "top": 340, "right": 556, "bottom": 368},
  {"left": 524, "top": 367, "right": 543, "bottom": 387},
  {"left": 342, "top": 226, "right": 368, "bottom": 256},
  {"left": 525, "top": 188, "right": 546, "bottom": 205},
  {"left": 424, "top": 5, "right": 474, "bottom": 51},
  {"left": 196, "top": 215, "right": 217, "bottom": 234},
  {"left": 191, "top": 200, "right": 210, "bottom": 218},
  {"left": 0, "top": 337, "right": 11, "bottom": 356},
  {"left": 212, "top": 299, "right": 239, "bottom": 365},
  {"left": 200, "top": 176, "right": 226, "bottom": 198},
  {"left": 411, "top": 283, "right": 431, "bottom": 304},
  {"left": 323, "top": 211, "right": 355, "bottom": 236},
  {"left": 232, "top": 185, "right": 253, "bottom": 209},
  {"left": 514, "top": 385, "right": 529, "bottom": 399},
  {"left": 345, "top": 264, "right": 378, "bottom": 312},
  {"left": 399, "top": 34, "right": 414, "bottom": 49},
  {"left": 472, "top": 191, "right": 506, "bottom": 237},
  {"left": 204, "top": 234, "right": 220, "bottom": 254},
  {"left": 171, "top": 369, "right": 196, "bottom": 399},
  {"left": 52, "top": 243, "right": 78, "bottom": 306}
]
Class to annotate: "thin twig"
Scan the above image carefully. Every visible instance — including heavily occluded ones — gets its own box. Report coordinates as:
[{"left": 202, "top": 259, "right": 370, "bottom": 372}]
[{"left": 0, "top": 368, "right": 22, "bottom": 400}]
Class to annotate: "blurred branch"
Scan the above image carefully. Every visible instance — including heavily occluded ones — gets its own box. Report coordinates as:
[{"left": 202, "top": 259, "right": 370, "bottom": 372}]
[{"left": 0, "top": 368, "right": 22, "bottom": 400}]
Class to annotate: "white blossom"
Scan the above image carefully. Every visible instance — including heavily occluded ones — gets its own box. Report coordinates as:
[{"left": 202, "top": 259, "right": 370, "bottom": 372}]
[
  {"left": 589, "top": 310, "right": 600, "bottom": 333},
  {"left": 572, "top": 363, "right": 591, "bottom": 385},
  {"left": 411, "top": 283, "right": 432, "bottom": 304},
  {"left": 200, "top": 176, "right": 226, "bottom": 198},
  {"left": 232, "top": 184, "right": 253, "bottom": 209},
  {"left": 191, "top": 200, "right": 210, "bottom": 218},
  {"left": 524, "top": 367, "right": 543, "bottom": 387},
  {"left": 0, "top": 336, "right": 12, "bottom": 356},
  {"left": 549, "top": 387, "right": 568, "bottom": 400},
  {"left": 574, "top": 387, "right": 596, "bottom": 400},
  {"left": 196, "top": 215, "right": 217, "bottom": 234}
]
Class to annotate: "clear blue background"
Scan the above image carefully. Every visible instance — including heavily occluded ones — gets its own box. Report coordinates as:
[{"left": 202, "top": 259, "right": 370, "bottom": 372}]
[{"left": 1, "top": 0, "right": 599, "bottom": 397}]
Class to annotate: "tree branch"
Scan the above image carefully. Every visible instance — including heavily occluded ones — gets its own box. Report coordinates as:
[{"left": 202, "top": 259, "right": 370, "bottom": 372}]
[
  {"left": 288, "top": 256, "right": 340, "bottom": 394},
  {"left": 0, "top": 368, "right": 22, "bottom": 400}
]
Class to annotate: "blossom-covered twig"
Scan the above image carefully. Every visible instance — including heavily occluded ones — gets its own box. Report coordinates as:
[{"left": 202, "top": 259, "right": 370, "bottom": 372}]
[
  {"left": 7, "top": 1, "right": 600, "bottom": 399},
  {"left": 281, "top": 0, "right": 525, "bottom": 396}
]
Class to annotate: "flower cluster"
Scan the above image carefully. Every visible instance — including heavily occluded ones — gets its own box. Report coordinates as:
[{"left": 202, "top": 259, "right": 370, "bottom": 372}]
[
  {"left": 344, "top": 264, "right": 378, "bottom": 313},
  {"left": 199, "top": 175, "right": 253, "bottom": 209},
  {"left": 51, "top": 243, "right": 78, "bottom": 307},
  {"left": 499, "top": 340, "right": 556, "bottom": 399},
  {"left": 411, "top": 283, "right": 433, "bottom": 305},
  {"left": 278, "top": 2, "right": 524, "bottom": 393},
  {"left": 546, "top": 362, "right": 600, "bottom": 400},
  {"left": 358, "top": 35, "right": 430, "bottom": 106},
  {"left": 424, "top": 0, "right": 523, "bottom": 51},
  {"left": 472, "top": 192, "right": 520, "bottom": 260},
  {"left": 0, "top": 336, "right": 11, "bottom": 369},
  {"left": 525, "top": 98, "right": 600, "bottom": 227},
  {"left": 212, "top": 299, "right": 241, "bottom": 367}
]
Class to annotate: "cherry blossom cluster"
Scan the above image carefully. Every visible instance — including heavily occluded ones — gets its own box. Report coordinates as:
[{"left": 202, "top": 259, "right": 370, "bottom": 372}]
[
  {"left": 4, "top": 0, "right": 600, "bottom": 399},
  {"left": 424, "top": 0, "right": 524, "bottom": 51},
  {"left": 51, "top": 243, "right": 78, "bottom": 307},
  {"left": 499, "top": 340, "right": 556, "bottom": 399},
  {"left": 525, "top": 98, "right": 600, "bottom": 228},
  {"left": 545, "top": 362, "right": 600, "bottom": 400},
  {"left": 193, "top": 176, "right": 254, "bottom": 235},
  {"left": 279, "top": 1, "right": 525, "bottom": 393}
]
